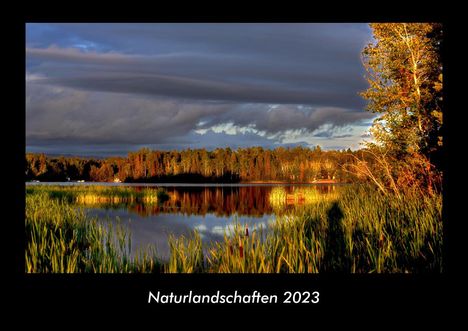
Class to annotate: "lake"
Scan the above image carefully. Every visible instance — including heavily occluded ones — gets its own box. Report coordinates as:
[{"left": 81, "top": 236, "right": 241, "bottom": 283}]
[{"left": 26, "top": 182, "right": 342, "bottom": 260}]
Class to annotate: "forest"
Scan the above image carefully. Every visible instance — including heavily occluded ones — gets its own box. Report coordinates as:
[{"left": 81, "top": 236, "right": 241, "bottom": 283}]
[{"left": 25, "top": 146, "right": 365, "bottom": 183}]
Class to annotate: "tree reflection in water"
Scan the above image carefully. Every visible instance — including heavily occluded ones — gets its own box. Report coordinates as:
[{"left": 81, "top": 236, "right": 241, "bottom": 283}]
[{"left": 93, "top": 185, "right": 340, "bottom": 217}]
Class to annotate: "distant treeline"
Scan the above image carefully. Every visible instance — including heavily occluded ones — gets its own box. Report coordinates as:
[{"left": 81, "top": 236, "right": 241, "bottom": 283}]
[{"left": 25, "top": 146, "right": 366, "bottom": 183}]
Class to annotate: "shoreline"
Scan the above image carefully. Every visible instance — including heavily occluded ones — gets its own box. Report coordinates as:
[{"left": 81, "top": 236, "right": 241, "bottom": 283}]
[
  {"left": 26, "top": 180, "right": 343, "bottom": 186},
  {"left": 244, "top": 180, "right": 338, "bottom": 184}
]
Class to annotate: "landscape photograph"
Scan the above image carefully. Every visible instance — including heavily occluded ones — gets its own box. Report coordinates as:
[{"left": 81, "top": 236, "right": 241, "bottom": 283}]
[{"left": 25, "top": 23, "right": 443, "bottom": 273}]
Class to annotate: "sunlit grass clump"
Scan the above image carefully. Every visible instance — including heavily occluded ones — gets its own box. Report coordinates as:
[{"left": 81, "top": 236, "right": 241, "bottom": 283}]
[
  {"left": 26, "top": 185, "right": 169, "bottom": 205},
  {"left": 268, "top": 186, "right": 340, "bottom": 208}
]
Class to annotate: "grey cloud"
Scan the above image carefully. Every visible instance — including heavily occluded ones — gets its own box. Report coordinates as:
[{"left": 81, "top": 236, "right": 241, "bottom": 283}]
[
  {"left": 27, "top": 46, "right": 366, "bottom": 108},
  {"left": 313, "top": 131, "right": 353, "bottom": 139},
  {"left": 333, "top": 134, "right": 354, "bottom": 138},
  {"left": 26, "top": 23, "right": 374, "bottom": 155},
  {"left": 26, "top": 83, "right": 372, "bottom": 151},
  {"left": 26, "top": 22, "right": 370, "bottom": 109},
  {"left": 26, "top": 83, "right": 230, "bottom": 147},
  {"left": 27, "top": 46, "right": 135, "bottom": 64},
  {"left": 27, "top": 23, "right": 371, "bottom": 59},
  {"left": 199, "top": 104, "right": 373, "bottom": 135},
  {"left": 322, "top": 146, "right": 349, "bottom": 151}
]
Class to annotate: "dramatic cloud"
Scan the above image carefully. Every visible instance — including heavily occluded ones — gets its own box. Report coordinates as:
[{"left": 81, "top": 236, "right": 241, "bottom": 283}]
[
  {"left": 27, "top": 45, "right": 366, "bottom": 108},
  {"left": 26, "top": 23, "right": 374, "bottom": 155},
  {"left": 195, "top": 104, "right": 372, "bottom": 134},
  {"left": 26, "top": 83, "right": 230, "bottom": 146}
]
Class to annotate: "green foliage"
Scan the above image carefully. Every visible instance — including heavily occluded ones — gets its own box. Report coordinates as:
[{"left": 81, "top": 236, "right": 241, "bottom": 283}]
[
  {"left": 357, "top": 23, "right": 443, "bottom": 194},
  {"left": 25, "top": 193, "right": 162, "bottom": 273},
  {"left": 156, "top": 188, "right": 170, "bottom": 202},
  {"left": 361, "top": 23, "right": 443, "bottom": 160}
]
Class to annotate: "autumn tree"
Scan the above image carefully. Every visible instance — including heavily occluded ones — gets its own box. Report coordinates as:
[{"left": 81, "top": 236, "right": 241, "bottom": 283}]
[
  {"left": 362, "top": 23, "right": 443, "bottom": 156},
  {"left": 26, "top": 147, "right": 365, "bottom": 183},
  {"left": 38, "top": 153, "right": 47, "bottom": 176},
  {"left": 359, "top": 23, "right": 443, "bottom": 193}
]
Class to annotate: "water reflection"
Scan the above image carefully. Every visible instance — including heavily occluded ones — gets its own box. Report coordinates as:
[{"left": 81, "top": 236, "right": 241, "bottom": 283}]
[
  {"left": 82, "top": 184, "right": 340, "bottom": 260},
  {"left": 81, "top": 184, "right": 339, "bottom": 217}
]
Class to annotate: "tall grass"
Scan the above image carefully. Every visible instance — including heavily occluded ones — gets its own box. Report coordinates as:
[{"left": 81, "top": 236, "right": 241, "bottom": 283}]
[
  {"left": 25, "top": 193, "right": 162, "bottom": 273},
  {"left": 169, "top": 185, "right": 442, "bottom": 273},
  {"left": 25, "top": 184, "right": 442, "bottom": 273},
  {"left": 167, "top": 231, "right": 204, "bottom": 273}
]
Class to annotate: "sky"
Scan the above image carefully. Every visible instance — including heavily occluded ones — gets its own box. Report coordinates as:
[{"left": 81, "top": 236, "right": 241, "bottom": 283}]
[{"left": 26, "top": 23, "right": 375, "bottom": 157}]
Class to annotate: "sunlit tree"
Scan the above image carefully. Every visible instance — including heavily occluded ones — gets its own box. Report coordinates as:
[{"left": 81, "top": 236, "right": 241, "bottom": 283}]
[
  {"left": 361, "top": 23, "right": 443, "bottom": 160},
  {"left": 358, "top": 23, "right": 443, "bottom": 194}
]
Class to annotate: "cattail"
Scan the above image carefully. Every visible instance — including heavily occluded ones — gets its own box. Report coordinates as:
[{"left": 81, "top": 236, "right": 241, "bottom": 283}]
[
  {"left": 239, "top": 237, "right": 243, "bottom": 258},
  {"left": 245, "top": 226, "right": 249, "bottom": 237},
  {"left": 229, "top": 241, "right": 233, "bottom": 255},
  {"left": 379, "top": 233, "right": 385, "bottom": 248}
]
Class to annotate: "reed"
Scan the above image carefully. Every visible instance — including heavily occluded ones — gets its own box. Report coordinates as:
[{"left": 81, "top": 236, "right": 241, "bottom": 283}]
[
  {"left": 168, "top": 185, "right": 442, "bottom": 273},
  {"left": 25, "top": 192, "right": 162, "bottom": 273},
  {"left": 166, "top": 231, "right": 204, "bottom": 273},
  {"left": 26, "top": 184, "right": 442, "bottom": 273}
]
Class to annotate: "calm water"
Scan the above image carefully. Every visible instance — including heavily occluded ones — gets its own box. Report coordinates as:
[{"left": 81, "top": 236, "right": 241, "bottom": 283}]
[{"left": 28, "top": 182, "right": 341, "bottom": 260}]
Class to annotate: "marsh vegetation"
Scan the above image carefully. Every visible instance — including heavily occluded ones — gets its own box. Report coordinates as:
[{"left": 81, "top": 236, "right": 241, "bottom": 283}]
[{"left": 25, "top": 184, "right": 442, "bottom": 273}]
